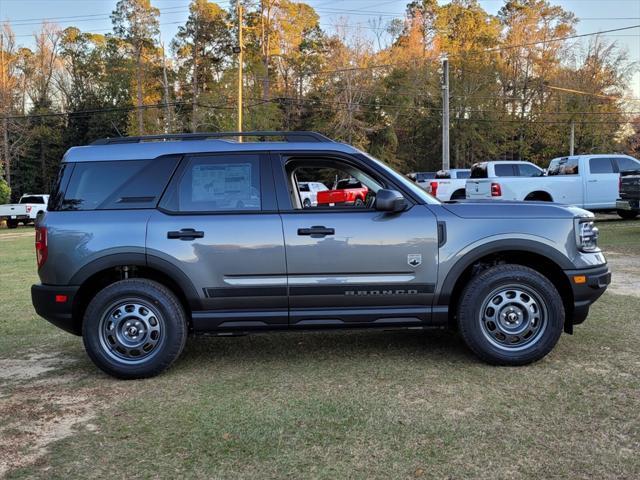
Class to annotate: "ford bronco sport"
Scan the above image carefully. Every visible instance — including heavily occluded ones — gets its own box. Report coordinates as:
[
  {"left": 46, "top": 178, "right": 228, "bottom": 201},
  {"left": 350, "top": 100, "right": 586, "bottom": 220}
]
[{"left": 31, "top": 131, "right": 610, "bottom": 379}]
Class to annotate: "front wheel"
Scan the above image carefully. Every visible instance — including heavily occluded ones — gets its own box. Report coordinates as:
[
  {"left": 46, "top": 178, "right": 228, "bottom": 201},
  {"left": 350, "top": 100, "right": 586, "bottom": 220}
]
[
  {"left": 617, "top": 209, "right": 638, "bottom": 220},
  {"left": 83, "top": 279, "right": 187, "bottom": 379},
  {"left": 457, "top": 264, "right": 564, "bottom": 365}
]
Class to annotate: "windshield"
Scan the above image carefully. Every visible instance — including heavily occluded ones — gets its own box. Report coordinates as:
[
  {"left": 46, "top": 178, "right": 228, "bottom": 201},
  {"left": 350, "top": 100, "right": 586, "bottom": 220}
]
[{"left": 358, "top": 152, "right": 440, "bottom": 205}]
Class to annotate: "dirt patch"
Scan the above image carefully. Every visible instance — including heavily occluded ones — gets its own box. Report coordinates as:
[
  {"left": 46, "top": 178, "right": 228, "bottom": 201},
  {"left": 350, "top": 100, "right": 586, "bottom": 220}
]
[
  {"left": 605, "top": 252, "right": 640, "bottom": 298},
  {"left": 0, "top": 353, "right": 124, "bottom": 478},
  {"left": 0, "top": 231, "right": 33, "bottom": 240},
  {"left": 0, "top": 353, "right": 76, "bottom": 382}
]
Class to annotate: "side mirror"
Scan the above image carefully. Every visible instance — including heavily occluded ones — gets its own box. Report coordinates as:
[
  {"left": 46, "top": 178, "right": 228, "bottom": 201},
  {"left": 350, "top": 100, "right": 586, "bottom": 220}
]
[{"left": 375, "top": 189, "right": 407, "bottom": 213}]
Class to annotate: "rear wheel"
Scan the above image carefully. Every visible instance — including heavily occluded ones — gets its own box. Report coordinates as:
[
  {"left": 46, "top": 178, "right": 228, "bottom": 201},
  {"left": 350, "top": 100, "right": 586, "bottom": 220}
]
[
  {"left": 617, "top": 209, "right": 638, "bottom": 220},
  {"left": 6, "top": 219, "right": 18, "bottom": 229},
  {"left": 83, "top": 279, "right": 187, "bottom": 379},
  {"left": 303, "top": 198, "right": 312, "bottom": 208},
  {"left": 354, "top": 198, "right": 365, "bottom": 207},
  {"left": 457, "top": 264, "right": 564, "bottom": 365},
  {"left": 450, "top": 189, "right": 466, "bottom": 200}
]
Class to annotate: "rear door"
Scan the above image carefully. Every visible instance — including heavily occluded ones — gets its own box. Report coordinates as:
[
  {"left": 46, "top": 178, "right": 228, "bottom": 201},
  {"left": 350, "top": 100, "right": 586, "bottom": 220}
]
[
  {"left": 146, "top": 152, "right": 288, "bottom": 331},
  {"left": 585, "top": 157, "right": 617, "bottom": 209},
  {"left": 273, "top": 152, "right": 439, "bottom": 327}
]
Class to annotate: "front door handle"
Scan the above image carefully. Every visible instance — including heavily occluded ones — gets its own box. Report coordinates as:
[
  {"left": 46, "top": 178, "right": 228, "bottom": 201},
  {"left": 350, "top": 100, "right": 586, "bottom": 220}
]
[
  {"left": 167, "top": 228, "right": 204, "bottom": 240},
  {"left": 297, "top": 226, "right": 335, "bottom": 237}
]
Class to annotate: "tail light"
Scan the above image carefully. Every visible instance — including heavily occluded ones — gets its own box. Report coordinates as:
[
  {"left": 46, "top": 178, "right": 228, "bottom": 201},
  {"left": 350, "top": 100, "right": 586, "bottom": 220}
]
[
  {"left": 26, "top": 205, "right": 32, "bottom": 214},
  {"left": 491, "top": 183, "right": 502, "bottom": 197},
  {"left": 430, "top": 181, "right": 438, "bottom": 196},
  {"left": 35, "top": 226, "right": 48, "bottom": 269}
]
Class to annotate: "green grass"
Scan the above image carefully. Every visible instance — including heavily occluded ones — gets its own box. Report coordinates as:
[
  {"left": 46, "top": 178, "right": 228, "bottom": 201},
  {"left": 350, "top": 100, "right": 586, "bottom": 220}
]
[
  {"left": 1, "top": 223, "right": 639, "bottom": 479},
  {"left": 597, "top": 217, "right": 640, "bottom": 256}
]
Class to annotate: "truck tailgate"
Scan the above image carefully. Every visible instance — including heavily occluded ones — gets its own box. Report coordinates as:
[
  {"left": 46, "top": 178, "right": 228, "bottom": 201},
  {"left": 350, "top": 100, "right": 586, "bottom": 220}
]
[
  {"left": 620, "top": 175, "right": 640, "bottom": 199},
  {"left": 465, "top": 179, "right": 492, "bottom": 199},
  {"left": 0, "top": 204, "right": 28, "bottom": 217}
]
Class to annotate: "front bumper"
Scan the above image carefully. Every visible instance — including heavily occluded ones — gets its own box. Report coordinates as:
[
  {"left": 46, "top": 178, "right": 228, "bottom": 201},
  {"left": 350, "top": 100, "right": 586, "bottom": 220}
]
[
  {"left": 616, "top": 199, "right": 639, "bottom": 211},
  {"left": 563, "top": 264, "right": 610, "bottom": 332},
  {"left": 31, "top": 284, "right": 81, "bottom": 336}
]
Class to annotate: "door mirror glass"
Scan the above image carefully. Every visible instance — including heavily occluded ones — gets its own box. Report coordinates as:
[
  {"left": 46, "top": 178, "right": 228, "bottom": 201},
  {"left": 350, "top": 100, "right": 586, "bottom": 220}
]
[{"left": 375, "top": 189, "right": 406, "bottom": 212}]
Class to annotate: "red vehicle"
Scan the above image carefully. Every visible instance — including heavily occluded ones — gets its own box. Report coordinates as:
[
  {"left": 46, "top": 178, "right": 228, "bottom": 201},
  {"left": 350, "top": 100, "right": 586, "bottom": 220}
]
[{"left": 316, "top": 179, "right": 369, "bottom": 206}]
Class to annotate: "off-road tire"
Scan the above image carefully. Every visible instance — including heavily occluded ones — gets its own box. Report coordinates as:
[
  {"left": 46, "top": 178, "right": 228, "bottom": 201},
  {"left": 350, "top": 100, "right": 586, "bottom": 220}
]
[
  {"left": 83, "top": 279, "right": 187, "bottom": 379},
  {"left": 457, "top": 264, "right": 564, "bottom": 366},
  {"left": 617, "top": 209, "right": 638, "bottom": 220}
]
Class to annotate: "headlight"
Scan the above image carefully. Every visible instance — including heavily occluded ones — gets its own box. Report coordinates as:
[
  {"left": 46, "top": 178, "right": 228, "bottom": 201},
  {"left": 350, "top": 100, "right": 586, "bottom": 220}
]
[{"left": 575, "top": 218, "right": 599, "bottom": 252}]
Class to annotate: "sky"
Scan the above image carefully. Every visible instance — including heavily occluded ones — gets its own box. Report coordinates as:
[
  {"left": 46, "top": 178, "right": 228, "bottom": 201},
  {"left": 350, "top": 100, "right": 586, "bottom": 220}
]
[{"left": 1, "top": 0, "right": 639, "bottom": 95}]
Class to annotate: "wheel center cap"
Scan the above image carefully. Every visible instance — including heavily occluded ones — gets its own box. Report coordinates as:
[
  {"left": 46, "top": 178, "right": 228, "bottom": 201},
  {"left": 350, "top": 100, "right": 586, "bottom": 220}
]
[
  {"left": 507, "top": 312, "right": 518, "bottom": 322},
  {"left": 127, "top": 326, "right": 139, "bottom": 336}
]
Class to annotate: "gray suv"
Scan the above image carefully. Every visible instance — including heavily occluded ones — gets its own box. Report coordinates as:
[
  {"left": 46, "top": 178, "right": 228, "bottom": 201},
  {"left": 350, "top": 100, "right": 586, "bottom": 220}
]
[{"left": 31, "top": 132, "right": 610, "bottom": 378}]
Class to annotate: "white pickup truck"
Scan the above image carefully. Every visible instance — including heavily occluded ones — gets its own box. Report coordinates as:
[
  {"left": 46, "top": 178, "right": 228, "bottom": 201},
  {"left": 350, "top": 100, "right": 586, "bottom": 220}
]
[
  {"left": 466, "top": 155, "right": 640, "bottom": 217},
  {"left": 0, "top": 194, "right": 49, "bottom": 228},
  {"left": 427, "top": 169, "right": 471, "bottom": 201}
]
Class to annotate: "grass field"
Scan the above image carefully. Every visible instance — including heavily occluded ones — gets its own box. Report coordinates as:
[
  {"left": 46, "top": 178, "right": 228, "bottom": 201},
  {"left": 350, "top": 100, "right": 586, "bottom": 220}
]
[{"left": 0, "top": 221, "right": 639, "bottom": 479}]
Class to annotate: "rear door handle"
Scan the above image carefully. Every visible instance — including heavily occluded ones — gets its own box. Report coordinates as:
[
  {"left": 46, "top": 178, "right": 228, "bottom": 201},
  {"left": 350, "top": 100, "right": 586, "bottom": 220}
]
[
  {"left": 297, "top": 226, "right": 335, "bottom": 237},
  {"left": 167, "top": 228, "right": 204, "bottom": 240}
]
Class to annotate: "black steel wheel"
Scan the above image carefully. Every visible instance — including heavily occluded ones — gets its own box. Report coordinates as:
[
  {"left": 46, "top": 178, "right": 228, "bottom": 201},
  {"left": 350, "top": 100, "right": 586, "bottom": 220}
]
[
  {"left": 83, "top": 279, "right": 187, "bottom": 379},
  {"left": 457, "top": 264, "right": 564, "bottom": 365}
]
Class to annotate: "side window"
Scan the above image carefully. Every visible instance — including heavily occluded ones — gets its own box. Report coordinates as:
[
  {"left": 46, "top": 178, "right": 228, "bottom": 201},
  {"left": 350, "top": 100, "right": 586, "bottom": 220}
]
[
  {"left": 60, "top": 158, "right": 176, "bottom": 210},
  {"left": 517, "top": 164, "right": 542, "bottom": 177},
  {"left": 589, "top": 158, "right": 615, "bottom": 174},
  {"left": 548, "top": 158, "right": 579, "bottom": 175},
  {"left": 161, "top": 154, "right": 261, "bottom": 212},
  {"left": 494, "top": 164, "right": 516, "bottom": 177},
  {"left": 286, "top": 159, "right": 384, "bottom": 210},
  {"left": 615, "top": 157, "right": 640, "bottom": 173}
]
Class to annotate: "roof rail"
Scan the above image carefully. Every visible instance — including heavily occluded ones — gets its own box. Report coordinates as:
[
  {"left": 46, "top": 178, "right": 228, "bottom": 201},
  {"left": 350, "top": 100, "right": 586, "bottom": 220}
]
[{"left": 90, "top": 131, "right": 333, "bottom": 145}]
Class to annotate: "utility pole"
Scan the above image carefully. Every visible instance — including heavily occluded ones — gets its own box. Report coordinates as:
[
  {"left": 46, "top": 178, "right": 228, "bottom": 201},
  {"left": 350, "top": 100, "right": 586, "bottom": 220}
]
[
  {"left": 441, "top": 54, "right": 450, "bottom": 171},
  {"left": 569, "top": 120, "right": 575, "bottom": 156},
  {"left": 237, "top": 2, "right": 244, "bottom": 140},
  {"left": 0, "top": 33, "right": 9, "bottom": 187}
]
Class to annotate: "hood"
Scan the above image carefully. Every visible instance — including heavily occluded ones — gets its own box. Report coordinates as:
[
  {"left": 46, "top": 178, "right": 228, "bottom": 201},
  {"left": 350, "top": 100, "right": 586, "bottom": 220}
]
[{"left": 441, "top": 199, "right": 592, "bottom": 220}]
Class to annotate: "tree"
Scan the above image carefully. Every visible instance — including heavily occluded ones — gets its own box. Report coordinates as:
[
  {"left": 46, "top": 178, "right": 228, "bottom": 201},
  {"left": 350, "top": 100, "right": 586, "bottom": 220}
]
[
  {"left": 172, "top": 0, "right": 232, "bottom": 132},
  {"left": 111, "top": 0, "right": 160, "bottom": 134}
]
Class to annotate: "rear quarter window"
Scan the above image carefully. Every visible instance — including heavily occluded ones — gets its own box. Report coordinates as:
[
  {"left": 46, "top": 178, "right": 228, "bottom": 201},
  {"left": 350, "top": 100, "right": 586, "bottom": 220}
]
[{"left": 59, "top": 157, "right": 177, "bottom": 211}]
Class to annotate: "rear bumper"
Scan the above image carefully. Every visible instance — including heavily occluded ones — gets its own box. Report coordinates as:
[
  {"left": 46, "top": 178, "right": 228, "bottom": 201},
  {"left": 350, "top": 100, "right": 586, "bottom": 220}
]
[
  {"left": 563, "top": 264, "right": 610, "bottom": 330},
  {"left": 31, "top": 284, "right": 81, "bottom": 336},
  {"left": 616, "top": 199, "right": 639, "bottom": 211}
]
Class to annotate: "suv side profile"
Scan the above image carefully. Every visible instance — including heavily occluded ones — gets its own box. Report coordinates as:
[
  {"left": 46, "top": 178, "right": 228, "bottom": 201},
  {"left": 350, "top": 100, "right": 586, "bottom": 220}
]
[{"left": 32, "top": 132, "right": 610, "bottom": 379}]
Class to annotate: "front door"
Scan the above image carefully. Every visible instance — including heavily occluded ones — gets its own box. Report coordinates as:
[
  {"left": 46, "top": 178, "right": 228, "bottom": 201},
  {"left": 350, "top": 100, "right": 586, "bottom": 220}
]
[
  {"left": 147, "top": 152, "right": 287, "bottom": 331},
  {"left": 273, "top": 153, "right": 439, "bottom": 328}
]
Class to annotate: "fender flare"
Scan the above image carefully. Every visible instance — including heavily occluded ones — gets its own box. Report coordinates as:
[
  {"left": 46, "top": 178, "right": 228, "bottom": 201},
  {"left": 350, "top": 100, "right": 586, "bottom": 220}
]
[
  {"left": 69, "top": 252, "right": 201, "bottom": 308},
  {"left": 436, "top": 238, "right": 573, "bottom": 305}
]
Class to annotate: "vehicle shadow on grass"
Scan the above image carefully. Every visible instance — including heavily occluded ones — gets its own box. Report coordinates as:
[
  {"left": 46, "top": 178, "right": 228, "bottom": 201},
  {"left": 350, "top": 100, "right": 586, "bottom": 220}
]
[{"left": 175, "top": 328, "right": 475, "bottom": 371}]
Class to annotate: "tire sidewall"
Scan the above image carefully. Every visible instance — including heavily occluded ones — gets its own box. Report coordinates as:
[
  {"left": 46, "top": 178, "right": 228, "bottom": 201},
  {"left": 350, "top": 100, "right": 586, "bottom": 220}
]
[
  {"left": 458, "top": 266, "right": 564, "bottom": 365},
  {"left": 83, "top": 280, "right": 186, "bottom": 379},
  {"left": 617, "top": 209, "right": 638, "bottom": 220}
]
